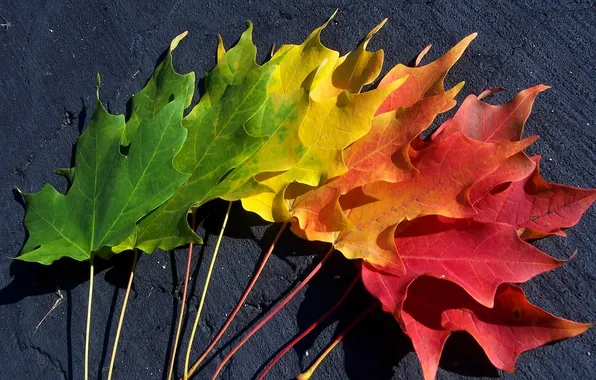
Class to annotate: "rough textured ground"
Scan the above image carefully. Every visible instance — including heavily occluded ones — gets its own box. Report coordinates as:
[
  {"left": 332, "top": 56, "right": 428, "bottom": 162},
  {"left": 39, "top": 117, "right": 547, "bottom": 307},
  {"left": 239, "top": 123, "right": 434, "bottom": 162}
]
[{"left": 1, "top": 1, "right": 595, "bottom": 379}]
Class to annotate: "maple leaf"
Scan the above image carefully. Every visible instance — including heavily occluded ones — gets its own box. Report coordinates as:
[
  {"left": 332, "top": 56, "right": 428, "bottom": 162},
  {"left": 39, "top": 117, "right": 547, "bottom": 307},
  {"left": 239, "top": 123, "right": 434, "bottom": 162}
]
[
  {"left": 428, "top": 85, "right": 596, "bottom": 239},
  {"left": 121, "top": 23, "right": 285, "bottom": 252},
  {"left": 240, "top": 18, "right": 405, "bottom": 223},
  {"left": 204, "top": 14, "right": 345, "bottom": 203},
  {"left": 18, "top": 33, "right": 193, "bottom": 265},
  {"left": 431, "top": 84, "right": 549, "bottom": 202},
  {"left": 363, "top": 273, "right": 591, "bottom": 380},
  {"left": 475, "top": 155, "right": 596, "bottom": 239},
  {"left": 361, "top": 215, "right": 563, "bottom": 314},
  {"left": 317, "top": 132, "right": 537, "bottom": 272}
]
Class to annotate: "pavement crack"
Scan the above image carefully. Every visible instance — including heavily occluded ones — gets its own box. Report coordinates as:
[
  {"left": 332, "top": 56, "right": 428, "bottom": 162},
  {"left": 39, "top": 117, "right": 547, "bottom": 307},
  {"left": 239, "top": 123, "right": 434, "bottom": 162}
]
[
  {"left": 15, "top": 333, "right": 67, "bottom": 380},
  {"left": 243, "top": 299, "right": 270, "bottom": 312},
  {"left": 29, "top": 345, "right": 68, "bottom": 379},
  {"left": 13, "top": 153, "right": 35, "bottom": 179}
]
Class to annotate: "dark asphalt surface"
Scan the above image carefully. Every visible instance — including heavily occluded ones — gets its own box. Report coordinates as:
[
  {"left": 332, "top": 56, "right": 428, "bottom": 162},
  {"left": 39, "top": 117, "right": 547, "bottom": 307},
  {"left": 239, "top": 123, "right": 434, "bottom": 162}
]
[{"left": 1, "top": 1, "right": 595, "bottom": 379}]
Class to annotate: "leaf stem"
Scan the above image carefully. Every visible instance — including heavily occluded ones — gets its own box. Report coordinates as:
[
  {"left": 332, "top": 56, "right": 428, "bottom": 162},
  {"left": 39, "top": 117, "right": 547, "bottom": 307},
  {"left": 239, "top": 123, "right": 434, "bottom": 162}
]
[
  {"left": 183, "top": 221, "right": 289, "bottom": 379},
  {"left": 257, "top": 273, "right": 360, "bottom": 379},
  {"left": 107, "top": 249, "right": 139, "bottom": 380},
  {"left": 167, "top": 212, "right": 197, "bottom": 380},
  {"left": 85, "top": 258, "right": 94, "bottom": 380},
  {"left": 296, "top": 302, "right": 377, "bottom": 380},
  {"left": 210, "top": 245, "right": 335, "bottom": 380},
  {"left": 184, "top": 201, "right": 233, "bottom": 379}
]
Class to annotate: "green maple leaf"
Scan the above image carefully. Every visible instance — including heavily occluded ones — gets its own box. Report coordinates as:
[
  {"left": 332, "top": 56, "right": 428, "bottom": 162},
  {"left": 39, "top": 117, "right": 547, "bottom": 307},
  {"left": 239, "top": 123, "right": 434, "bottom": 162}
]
[
  {"left": 119, "top": 22, "right": 285, "bottom": 253},
  {"left": 18, "top": 35, "right": 194, "bottom": 265},
  {"left": 197, "top": 30, "right": 312, "bottom": 203}
]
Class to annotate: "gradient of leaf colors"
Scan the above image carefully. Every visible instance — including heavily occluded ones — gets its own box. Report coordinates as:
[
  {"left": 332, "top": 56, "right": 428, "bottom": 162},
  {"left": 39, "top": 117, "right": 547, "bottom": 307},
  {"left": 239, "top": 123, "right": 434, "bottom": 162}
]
[{"left": 16, "top": 16, "right": 595, "bottom": 380}]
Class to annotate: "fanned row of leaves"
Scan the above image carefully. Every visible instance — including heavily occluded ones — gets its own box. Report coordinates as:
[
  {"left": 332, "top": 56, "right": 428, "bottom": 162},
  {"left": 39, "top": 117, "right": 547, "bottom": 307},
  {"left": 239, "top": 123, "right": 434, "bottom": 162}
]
[
  {"left": 291, "top": 72, "right": 595, "bottom": 378},
  {"left": 16, "top": 14, "right": 595, "bottom": 380},
  {"left": 245, "top": 30, "right": 595, "bottom": 379}
]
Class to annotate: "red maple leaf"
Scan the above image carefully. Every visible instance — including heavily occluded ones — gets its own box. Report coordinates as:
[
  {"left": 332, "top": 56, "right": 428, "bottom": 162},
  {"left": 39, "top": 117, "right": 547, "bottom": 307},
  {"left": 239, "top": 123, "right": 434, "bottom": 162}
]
[
  {"left": 361, "top": 272, "right": 591, "bottom": 380},
  {"left": 475, "top": 156, "right": 596, "bottom": 239}
]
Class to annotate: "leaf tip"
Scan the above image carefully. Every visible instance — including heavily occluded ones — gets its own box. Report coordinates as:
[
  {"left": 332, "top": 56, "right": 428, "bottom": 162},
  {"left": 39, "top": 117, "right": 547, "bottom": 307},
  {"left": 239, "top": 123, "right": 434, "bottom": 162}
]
[
  {"left": 372, "top": 17, "right": 388, "bottom": 34},
  {"left": 239, "top": 20, "right": 255, "bottom": 43},
  {"left": 170, "top": 30, "right": 189, "bottom": 51},
  {"left": 245, "top": 20, "right": 254, "bottom": 32},
  {"left": 216, "top": 34, "right": 226, "bottom": 62},
  {"left": 451, "top": 81, "right": 466, "bottom": 95},
  {"left": 361, "top": 18, "right": 388, "bottom": 48},
  {"left": 95, "top": 73, "right": 102, "bottom": 101},
  {"left": 329, "top": 8, "right": 339, "bottom": 21},
  {"left": 565, "top": 320, "right": 593, "bottom": 338},
  {"left": 521, "top": 134, "right": 540, "bottom": 148},
  {"left": 533, "top": 83, "right": 552, "bottom": 93}
]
